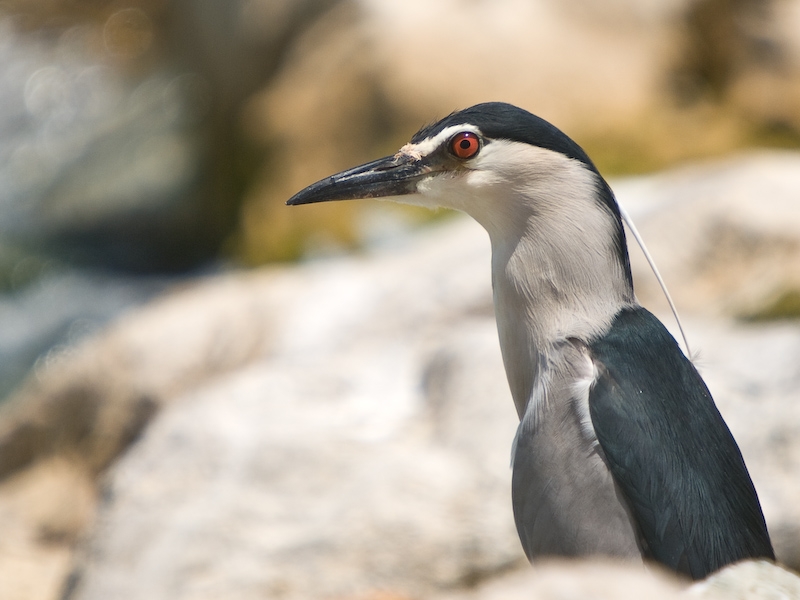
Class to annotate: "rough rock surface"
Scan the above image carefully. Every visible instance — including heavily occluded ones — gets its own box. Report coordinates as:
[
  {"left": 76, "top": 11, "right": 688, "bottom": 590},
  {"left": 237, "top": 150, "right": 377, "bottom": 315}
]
[
  {"left": 617, "top": 151, "right": 800, "bottom": 319},
  {"left": 439, "top": 559, "right": 800, "bottom": 600},
  {"left": 65, "top": 223, "right": 521, "bottom": 600},
  {"left": 1, "top": 152, "right": 800, "bottom": 598},
  {"left": 688, "top": 560, "right": 800, "bottom": 599}
]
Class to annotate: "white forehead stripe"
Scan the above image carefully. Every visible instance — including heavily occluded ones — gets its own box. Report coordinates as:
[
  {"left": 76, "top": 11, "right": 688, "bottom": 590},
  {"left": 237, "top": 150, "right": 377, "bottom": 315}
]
[{"left": 396, "top": 124, "right": 482, "bottom": 160}]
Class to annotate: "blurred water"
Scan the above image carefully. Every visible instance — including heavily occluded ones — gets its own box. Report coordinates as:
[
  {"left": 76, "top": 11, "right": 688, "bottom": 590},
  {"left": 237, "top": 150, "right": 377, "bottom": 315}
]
[
  {"left": 0, "top": 17, "right": 211, "bottom": 401},
  {"left": 0, "top": 271, "right": 172, "bottom": 401},
  {"left": 0, "top": 17, "right": 212, "bottom": 272}
]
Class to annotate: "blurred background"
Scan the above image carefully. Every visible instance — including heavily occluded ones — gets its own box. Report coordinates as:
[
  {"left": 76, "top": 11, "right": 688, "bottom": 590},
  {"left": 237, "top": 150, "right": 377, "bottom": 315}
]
[
  {"left": 0, "top": 0, "right": 799, "bottom": 403},
  {"left": 1, "top": 0, "right": 800, "bottom": 598}
]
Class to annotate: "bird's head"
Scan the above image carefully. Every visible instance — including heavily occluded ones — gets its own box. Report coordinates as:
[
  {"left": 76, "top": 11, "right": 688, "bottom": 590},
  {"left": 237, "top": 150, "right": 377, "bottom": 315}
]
[
  {"left": 287, "top": 103, "right": 628, "bottom": 263},
  {"left": 288, "top": 101, "right": 632, "bottom": 290}
]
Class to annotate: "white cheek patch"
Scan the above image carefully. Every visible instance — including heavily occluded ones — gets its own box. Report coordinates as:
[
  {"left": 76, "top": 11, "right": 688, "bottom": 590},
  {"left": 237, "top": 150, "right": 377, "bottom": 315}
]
[
  {"left": 415, "top": 176, "right": 435, "bottom": 195},
  {"left": 414, "top": 167, "right": 497, "bottom": 213},
  {"left": 376, "top": 178, "right": 440, "bottom": 209},
  {"left": 414, "top": 174, "right": 452, "bottom": 203},
  {"left": 465, "top": 168, "right": 502, "bottom": 188}
]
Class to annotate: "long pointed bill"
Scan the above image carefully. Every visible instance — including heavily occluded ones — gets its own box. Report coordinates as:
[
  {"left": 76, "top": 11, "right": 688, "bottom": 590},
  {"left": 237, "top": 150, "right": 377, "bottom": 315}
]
[{"left": 286, "top": 153, "right": 430, "bottom": 206}]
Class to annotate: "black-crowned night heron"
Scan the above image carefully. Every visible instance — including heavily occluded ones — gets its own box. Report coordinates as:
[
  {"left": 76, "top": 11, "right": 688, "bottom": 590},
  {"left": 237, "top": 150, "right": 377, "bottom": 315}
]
[{"left": 287, "top": 102, "right": 774, "bottom": 580}]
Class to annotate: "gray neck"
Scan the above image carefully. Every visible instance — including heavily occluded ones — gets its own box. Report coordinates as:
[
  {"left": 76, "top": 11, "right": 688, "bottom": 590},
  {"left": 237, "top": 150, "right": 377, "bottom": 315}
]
[
  {"left": 478, "top": 172, "right": 634, "bottom": 419},
  {"left": 415, "top": 140, "right": 636, "bottom": 418}
]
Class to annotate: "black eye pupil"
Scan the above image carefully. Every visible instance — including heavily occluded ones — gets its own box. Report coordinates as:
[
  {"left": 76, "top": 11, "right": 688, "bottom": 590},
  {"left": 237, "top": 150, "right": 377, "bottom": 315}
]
[{"left": 460, "top": 140, "right": 470, "bottom": 149}]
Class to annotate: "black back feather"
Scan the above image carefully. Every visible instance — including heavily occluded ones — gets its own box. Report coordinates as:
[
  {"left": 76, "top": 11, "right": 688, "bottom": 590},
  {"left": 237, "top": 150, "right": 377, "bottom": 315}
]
[{"left": 588, "top": 307, "right": 774, "bottom": 579}]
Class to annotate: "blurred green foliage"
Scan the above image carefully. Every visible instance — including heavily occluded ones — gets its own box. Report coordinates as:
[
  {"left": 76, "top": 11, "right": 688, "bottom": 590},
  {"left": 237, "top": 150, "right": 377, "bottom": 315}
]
[{"left": 741, "top": 289, "right": 800, "bottom": 322}]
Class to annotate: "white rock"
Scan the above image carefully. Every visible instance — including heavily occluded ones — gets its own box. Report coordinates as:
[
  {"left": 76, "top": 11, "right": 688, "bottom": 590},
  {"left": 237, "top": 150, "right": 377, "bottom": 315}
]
[
  {"left": 617, "top": 150, "right": 800, "bottom": 318},
  {"left": 688, "top": 560, "right": 800, "bottom": 599},
  {"left": 68, "top": 221, "right": 527, "bottom": 600}
]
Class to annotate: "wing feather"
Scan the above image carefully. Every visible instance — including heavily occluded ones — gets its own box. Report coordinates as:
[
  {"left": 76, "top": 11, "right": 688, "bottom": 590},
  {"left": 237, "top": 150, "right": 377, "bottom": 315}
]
[{"left": 588, "top": 307, "right": 773, "bottom": 579}]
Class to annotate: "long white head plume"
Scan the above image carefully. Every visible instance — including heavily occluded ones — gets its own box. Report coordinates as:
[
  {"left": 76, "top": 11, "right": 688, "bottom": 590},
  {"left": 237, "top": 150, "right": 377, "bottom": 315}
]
[{"left": 618, "top": 204, "right": 692, "bottom": 357}]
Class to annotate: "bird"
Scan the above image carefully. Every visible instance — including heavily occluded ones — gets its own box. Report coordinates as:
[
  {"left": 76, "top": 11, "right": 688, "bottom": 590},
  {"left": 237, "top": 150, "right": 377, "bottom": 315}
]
[{"left": 286, "top": 102, "right": 774, "bottom": 580}]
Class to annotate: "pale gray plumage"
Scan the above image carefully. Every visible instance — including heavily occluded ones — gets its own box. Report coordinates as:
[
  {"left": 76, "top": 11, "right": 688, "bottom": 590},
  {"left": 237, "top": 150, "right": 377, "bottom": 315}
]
[{"left": 511, "top": 338, "right": 641, "bottom": 558}]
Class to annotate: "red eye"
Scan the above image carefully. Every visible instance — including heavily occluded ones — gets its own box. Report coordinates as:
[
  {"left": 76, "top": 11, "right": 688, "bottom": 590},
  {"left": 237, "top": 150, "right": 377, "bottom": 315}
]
[{"left": 450, "top": 131, "right": 480, "bottom": 159}]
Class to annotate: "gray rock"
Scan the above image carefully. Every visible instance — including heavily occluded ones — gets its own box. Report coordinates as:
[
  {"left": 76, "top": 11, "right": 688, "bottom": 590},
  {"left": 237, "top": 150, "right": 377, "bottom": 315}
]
[
  {"left": 66, "top": 222, "right": 524, "bottom": 600},
  {"left": 688, "top": 560, "right": 800, "bottom": 599},
  {"left": 438, "top": 560, "right": 685, "bottom": 600},
  {"left": 617, "top": 150, "right": 800, "bottom": 318}
]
